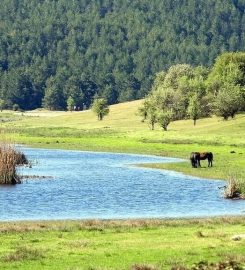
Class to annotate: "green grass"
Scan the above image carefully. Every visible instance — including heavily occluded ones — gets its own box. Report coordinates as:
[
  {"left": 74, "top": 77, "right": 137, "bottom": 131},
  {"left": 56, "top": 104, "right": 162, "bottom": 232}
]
[
  {"left": 0, "top": 102, "right": 245, "bottom": 269},
  {"left": 0, "top": 218, "right": 244, "bottom": 270},
  {"left": 1, "top": 101, "right": 244, "bottom": 181}
]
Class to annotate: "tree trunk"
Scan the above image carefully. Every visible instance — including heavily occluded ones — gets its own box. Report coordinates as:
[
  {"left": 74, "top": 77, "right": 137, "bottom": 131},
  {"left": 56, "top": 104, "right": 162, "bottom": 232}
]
[{"left": 151, "top": 122, "right": 154, "bottom": 130}]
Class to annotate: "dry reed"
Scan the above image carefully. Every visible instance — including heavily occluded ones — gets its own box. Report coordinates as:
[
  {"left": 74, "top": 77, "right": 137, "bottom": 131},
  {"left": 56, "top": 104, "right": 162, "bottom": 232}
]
[
  {"left": 0, "top": 142, "right": 28, "bottom": 185},
  {"left": 224, "top": 175, "right": 244, "bottom": 199}
]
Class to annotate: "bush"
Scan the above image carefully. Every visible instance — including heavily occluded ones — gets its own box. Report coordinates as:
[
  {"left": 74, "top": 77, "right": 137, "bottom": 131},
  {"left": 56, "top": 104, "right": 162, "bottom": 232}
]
[
  {"left": 0, "top": 143, "right": 28, "bottom": 185},
  {"left": 12, "top": 104, "right": 20, "bottom": 111},
  {"left": 224, "top": 176, "right": 245, "bottom": 199}
]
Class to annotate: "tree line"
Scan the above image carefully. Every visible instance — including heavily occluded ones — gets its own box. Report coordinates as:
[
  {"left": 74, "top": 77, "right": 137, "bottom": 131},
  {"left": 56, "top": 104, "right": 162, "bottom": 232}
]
[
  {"left": 0, "top": 0, "right": 244, "bottom": 111},
  {"left": 138, "top": 52, "right": 245, "bottom": 130}
]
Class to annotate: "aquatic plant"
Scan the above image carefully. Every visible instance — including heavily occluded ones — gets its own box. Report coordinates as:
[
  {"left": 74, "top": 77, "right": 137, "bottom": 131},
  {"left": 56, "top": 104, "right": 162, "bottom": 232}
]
[
  {"left": 224, "top": 175, "right": 245, "bottom": 199},
  {"left": 0, "top": 143, "right": 28, "bottom": 185}
]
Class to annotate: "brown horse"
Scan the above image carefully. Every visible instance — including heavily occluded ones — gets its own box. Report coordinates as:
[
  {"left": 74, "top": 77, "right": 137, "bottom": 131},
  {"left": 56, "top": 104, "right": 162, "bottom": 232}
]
[{"left": 190, "top": 152, "right": 213, "bottom": 168}]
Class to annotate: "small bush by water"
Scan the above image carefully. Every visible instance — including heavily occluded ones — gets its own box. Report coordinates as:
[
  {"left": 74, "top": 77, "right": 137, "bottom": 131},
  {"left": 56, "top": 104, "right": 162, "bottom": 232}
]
[
  {"left": 0, "top": 143, "right": 28, "bottom": 185},
  {"left": 224, "top": 175, "right": 245, "bottom": 199}
]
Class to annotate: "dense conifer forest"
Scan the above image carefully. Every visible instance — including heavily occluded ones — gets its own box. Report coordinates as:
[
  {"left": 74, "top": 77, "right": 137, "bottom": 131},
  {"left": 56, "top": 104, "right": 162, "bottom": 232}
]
[{"left": 0, "top": 0, "right": 244, "bottom": 110}]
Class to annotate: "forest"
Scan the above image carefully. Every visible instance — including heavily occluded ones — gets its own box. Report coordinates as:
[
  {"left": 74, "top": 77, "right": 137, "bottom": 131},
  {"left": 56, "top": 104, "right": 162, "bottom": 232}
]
[{"left": 0, "top": 0, "right": 244, "bottom": 110}]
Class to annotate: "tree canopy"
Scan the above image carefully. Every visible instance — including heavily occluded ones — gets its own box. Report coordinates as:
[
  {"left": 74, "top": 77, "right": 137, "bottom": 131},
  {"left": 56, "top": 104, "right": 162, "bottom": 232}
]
[
  {"left": 0, "top": 0, "right": 244, "bottom": 110},
  {"left": 139, "top": 52, "right": 245, "bottom": 131},
  {"left": 91, "top": 98, "right": 110, "bottom": 120}
]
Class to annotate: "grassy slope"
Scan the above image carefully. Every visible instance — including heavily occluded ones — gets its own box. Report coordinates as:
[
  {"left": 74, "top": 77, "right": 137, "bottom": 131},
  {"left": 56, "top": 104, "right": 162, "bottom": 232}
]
[{"left": 1, "top": 100, "right": 245, "bottom": 180}]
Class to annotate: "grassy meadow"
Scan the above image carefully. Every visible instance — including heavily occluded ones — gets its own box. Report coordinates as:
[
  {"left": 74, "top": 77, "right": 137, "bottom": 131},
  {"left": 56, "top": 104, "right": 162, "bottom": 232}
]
[
  {"left": 0, "top": 218, "right": 245, "bottom": 270},
  {"left": 1, "top": 100, "right": 245, "bottom": 180},
  {"left": 0, "top": 101, "right": 245, "bottom": 269}
]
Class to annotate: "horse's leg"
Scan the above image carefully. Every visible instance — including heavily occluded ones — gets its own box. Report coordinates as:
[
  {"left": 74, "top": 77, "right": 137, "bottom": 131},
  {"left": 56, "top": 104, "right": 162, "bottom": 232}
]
[
  {"left": 208, "top": 158, "right": 212, "bottom": 167},
  {"left": 194, "top": 160, "right": 197, "bottom": 168},
  {"left": 191, "top": 159, "right": 195, "bottom": 168}
]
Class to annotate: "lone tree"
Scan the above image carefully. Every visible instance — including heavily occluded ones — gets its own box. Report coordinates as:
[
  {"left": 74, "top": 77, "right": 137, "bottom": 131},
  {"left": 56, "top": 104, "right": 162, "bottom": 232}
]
[
  {"left": 67, "top": 96, "right": 75, "bottom": 111},
  {"left": 91, "top": 98, "right": 109, "bottom": 120}
]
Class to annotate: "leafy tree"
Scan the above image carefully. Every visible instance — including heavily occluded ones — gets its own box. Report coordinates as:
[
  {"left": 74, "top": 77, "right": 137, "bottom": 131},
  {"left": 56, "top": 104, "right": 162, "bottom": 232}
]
[
  {"left": 163, "top": 64, "right": 193, "bottom": 89},
  {"left": 138, "top": 98, "right": 151, "bottom": 122},
  {"left": 0, "top": 99, "right": 6, "bottom": 112},
  {"left": 157, "top": 110, "right": 173, "bottom": 131},
  {"left": 214, "top": 83, "right": 244, "bottom": 120},
  {"left": 207, "top": 52, "right": 245, "bottom": 87},
  {"left": 187, "top": 94, "right": 201, "bottom": 125},
  {"left": 91, "top": 98, "right": 110, "bottom": 120},
  {"left": 147, "top": 106, "right": 158, "bottom": 130},
  {"left": 207, "top": 52, "right": 245, "bottom": 115},
  {"left": 67, "top": 96, "right": 75, "bottom": 111},
  {"left": 42, "top": 77, "right": 66, "bottom": 110}
]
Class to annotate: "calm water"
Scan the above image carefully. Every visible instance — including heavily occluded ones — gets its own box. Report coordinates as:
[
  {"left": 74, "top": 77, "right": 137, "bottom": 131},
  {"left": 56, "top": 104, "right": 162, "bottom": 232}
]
[{"left": 0, "top": 147, "right": 244, "bottom": 221}]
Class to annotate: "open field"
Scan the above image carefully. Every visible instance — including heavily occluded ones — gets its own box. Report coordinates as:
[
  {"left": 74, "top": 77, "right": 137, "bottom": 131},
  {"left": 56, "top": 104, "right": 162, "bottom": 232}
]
[
  {"left": 0, "top": 218, "right": 245, "bottom": 270},
  {"left": 0, "top": 101, "right": 245, "bottom": 269},
  {"left": 1, "top": 100, "right": 245, "bottom": 180}
]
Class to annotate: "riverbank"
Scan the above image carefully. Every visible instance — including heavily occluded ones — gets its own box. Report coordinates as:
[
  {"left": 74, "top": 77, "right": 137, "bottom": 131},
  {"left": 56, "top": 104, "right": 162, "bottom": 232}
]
[
  {"left": 0, "top": 102, "right": 245, "bottom": 269},
  {"left": 0, "top": 217, "right": 245, "bottom": 270},
  {"left": 1, "top": 101, "right": 244, "bottom": 182}
]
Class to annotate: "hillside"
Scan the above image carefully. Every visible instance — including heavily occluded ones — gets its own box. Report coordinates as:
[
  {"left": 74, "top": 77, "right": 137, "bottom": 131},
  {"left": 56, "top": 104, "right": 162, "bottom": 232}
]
[
  {"left": 1, "top": 100, "right": 245, "bottom": 180},
  {"left": 5, "top": 99, "right": 245, "bottom": 146},
  {"left": 0, "top": 0, "right": 245, "bottom": 110}
]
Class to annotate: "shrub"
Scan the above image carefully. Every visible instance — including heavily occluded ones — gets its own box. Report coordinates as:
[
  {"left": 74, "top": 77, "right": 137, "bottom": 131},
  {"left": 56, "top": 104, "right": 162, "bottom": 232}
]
[
  {"left": 0, "top": 143, "right": 28, "bottom": 185},
  {"left": 224, "top": 176, "right": 245, "bottom": 199},
  {"left": 12, "top": 104, "right": 20, "bottom": 111}
]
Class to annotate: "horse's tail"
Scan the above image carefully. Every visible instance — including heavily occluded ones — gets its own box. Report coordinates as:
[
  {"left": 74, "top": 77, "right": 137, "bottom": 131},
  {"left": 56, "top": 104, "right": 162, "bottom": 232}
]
[{"left": 210, "top": 152, "right": 213, "bottom": 161}]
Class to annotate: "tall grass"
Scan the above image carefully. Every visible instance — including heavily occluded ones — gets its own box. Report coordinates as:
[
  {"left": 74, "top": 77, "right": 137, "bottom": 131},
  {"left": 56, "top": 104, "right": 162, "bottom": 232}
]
[
  {"left": 224, "top": 175, "right": 245, "bottom": 199},
  {"left": 2, "top": 246, "right": 45, "bottom": 262},
  {"left": 0, "top": 142, "right": 28, "bottom": 185}
]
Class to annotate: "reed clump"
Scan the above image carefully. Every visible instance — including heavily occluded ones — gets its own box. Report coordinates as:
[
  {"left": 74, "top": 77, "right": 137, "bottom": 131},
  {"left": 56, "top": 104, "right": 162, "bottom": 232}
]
[
  {"left": 0, "top": 143, "right": 28, "bottom": 185},
  {"left": 224, "top": 175, "right": 245, "bottom": 199}
]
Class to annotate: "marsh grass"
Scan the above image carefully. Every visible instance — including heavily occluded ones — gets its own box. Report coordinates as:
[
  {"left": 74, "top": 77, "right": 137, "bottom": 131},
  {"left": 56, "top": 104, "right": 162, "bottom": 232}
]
[
  {"left": 2, "top": 246, "right": 45, "bottom": 262},
  {"left": 0, "top": 217, "right": 244, "bottom": 234},
  {"left": 0, "top": 142, "right": 28, "bottom": 184},
  {"left": 224, "top": 175, "right": 245, "bottom": 199}
]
